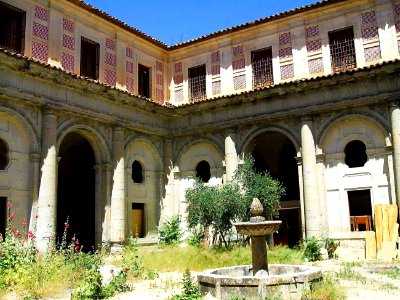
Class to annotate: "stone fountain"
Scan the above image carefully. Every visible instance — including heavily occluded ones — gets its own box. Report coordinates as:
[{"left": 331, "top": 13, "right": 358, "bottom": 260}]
[{"left": 197, "top": 198, "right": 322, "bottom": 300}]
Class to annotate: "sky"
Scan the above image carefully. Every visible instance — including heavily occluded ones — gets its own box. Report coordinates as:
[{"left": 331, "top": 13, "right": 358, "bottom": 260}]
[{"left": 84, "top": 0, "right": 319, "bottom": 45}]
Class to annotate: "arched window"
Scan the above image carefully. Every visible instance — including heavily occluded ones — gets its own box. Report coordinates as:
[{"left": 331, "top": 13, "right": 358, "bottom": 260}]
[
  {"left": 0, "top": 139, "right": 9, "bottom": 170},
  {"left": 344, "top": 140, "right": 367, "bottom": 168},
  {"left": 132, "top": 160, "right": 144, "bottom": 183},
  {"left": 196, "top": 160, "right": 211, "bottom": 183}
]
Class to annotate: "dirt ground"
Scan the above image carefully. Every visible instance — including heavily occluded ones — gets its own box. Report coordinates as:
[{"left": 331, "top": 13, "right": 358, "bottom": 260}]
[{"left": 110, "top": 260, "right": 400, "bottom": 300}]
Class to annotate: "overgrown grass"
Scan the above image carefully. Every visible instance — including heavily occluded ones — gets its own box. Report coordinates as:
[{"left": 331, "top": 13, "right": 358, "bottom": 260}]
[
  {"left": 336, "top": 264, "right": 366, "bottom": 283},
  {"left": 302, "top": 275, "right": 346, "bottom": 300},
  {"left": 135, "top": 244, "right": 303, "bottom": 272}
]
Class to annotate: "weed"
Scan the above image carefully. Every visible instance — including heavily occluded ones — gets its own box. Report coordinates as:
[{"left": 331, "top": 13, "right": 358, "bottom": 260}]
[
  {"left": 379, "top": 282, "right": 397, "bottom": 291},
  {"left": 336, "top": 265, "right": 366, "bottom": 283},
  {"left": 324, "top": 238, "right": 339, "bottom": 259},
  {"left": 171, "top": 268, "right": 203, "bottom": 300}
]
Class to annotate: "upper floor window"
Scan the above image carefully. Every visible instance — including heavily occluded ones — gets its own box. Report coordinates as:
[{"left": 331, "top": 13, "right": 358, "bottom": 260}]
[
  {"left": 196, "top": 160, "right": 211, "bottom": 183},
  {"left": 345, "top": 140, "right": 367, "bottom": 168},
  {"left": 189, "top": 65, "right": 206, "bottom": 103},
  {"left": 132, "top": 160, "right": 144, "bottom": 183},
  {"left": 80, "top": 37, "right": 99, "bottom": 80},
  {"left": 329, "top": 27, "right": 356, "bottom": 72},
  {"left": 0, "top": 138, "right": 9, "bottom": 170},
  {"left": 251, "top": 48, "right": 273, "bottom": 89},
  {"left": 0, "top": 1, "right": 25, "bottom": 53},
  {"left": 138, "top": 64, "right": 151, "bottom": 98}
]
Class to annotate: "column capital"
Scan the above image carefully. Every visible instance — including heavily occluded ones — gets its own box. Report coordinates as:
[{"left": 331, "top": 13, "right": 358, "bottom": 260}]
[
  {"left": 225, "top": 127, "right": 238, "bottom": 135},
  {"left": 42, "top": 106, "right": 56, "bottom": 116},
  {"left": 112, "top": 126, "right": 124, "bottom": 133},
  {"left": 316, "top": 153, "right": 325, "bottom": 164},
  {"left": 29, "top": 152, "right": 41, "bottom": 162},
  {"left": 389, "top": 100, "right": 400, "bottom": 108},
  {"left": 300, "top": 115, "right": 313, "bottom": 123}
]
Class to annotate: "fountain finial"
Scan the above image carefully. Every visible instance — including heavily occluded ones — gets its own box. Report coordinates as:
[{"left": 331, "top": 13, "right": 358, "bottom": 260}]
[{"left": 250, "top": 198, "right": 265, "bottom": 223}]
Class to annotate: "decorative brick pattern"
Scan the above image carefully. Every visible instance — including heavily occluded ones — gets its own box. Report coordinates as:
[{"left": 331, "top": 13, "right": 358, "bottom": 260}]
[
  {"left": 233, "top": 75, "right": 246, "bottom": 90},
  {"left": 232, "top": 58, "right": 245, "bottom": 70},
  {"left": 35, "top": 5, "right": 49, "bottom": 21},
  {"left": 212, "top": 65, "right": 220, "bottom": 75},
  {"left": 280, "top": 64, "right": 294, "bottom": 80},
  {"left": 212, "top": 81, "right": 221, "bottom": 95},
  {"left": 362, "top": 11, "right": 376, "bottom": 25},
  {"left": 61, "top": 52, "right": 74, "bottom": 72},
  {"left": 308, "top": 58, "right": 324, "bottom": 74},
  {"left": 32, "top": 41, "right": 48, "bottom": 62},
  {"left": 104, "top": 69, "right": 116, "bottom": 86},
  {"left": 364, "top": 45, "right": 381, "bottom": 62},
  {"left": 105, "top": 38, "right": 116, "bottom": 50},
  {"left": 126, "top": 77, "right": 133, "bottom": 92},
  {"left": 156, "top": 88, "right": 164, "bottom": 103},
  {"left": 279, "top": 47, "right": 293, "bottom": 59},
  {"left": 105, "top": 52, "right": 116, "bottom": 66},
  {"left": 232, "top": 45, "right": 244, "bottom": 56},
  {"left": 156, "top": 61, "right": 163, "bottom": 72},
  {"left": 174, "top": 74, "right": 183, "bottom": 85},
  {"left": 279, "top": 32, "right": 291, "bottom": 45},
  {"left": 62, "top": 34, "right": 75, "bottom": 50},
  {"left": 306, "top": 40, "right": 322, "bottom": 52},
  {"left": 63, "top": 18, "right": 75, "bottom": 32},
  {"left": 175, "top": 62, "right": 182, "bottom": 73},
  {"left": 396, "top": 20, "right": 400, "bottom": 33},
  {"left": 394, "top": 4, "right": 400, "bottom": 16},
  {"left": 175, "top": 89, "right": 184, "bottom": 102},
  {"left": 306, "top": 26, "right": 319, "bottom": 38},
  {"left": 126, "top": 61, "right": 134, "bottom": 74},
  {"left": 156, "top": 73, "right": 163, "bottom": 85},
  {"left": 212, "top": 51, "right": 220, "bottom": 62},
  {"left": 126, "top": 47, "right": 133, "bottom": 58},
  {"left": 362, "top": 26, "right": 379, "bottom": 41},
  {"left": 33, "top": 22, "right": 48, "bottom": 40}
]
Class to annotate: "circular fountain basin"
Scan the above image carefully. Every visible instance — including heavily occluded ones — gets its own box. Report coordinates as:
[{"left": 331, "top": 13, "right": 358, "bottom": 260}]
[
  {"left": 234, "top": 220, "right": 282, "bottom": 236},
  {"left": 198, "top": 264, "right": 322, "bottom": 300}
]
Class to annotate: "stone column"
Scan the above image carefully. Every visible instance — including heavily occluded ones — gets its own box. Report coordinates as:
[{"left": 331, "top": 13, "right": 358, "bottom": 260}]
[
  {"left": 300, "top": 117, "right": 321, "bottom": 238},
  {"left": 29, "top": 153, "right": 40, "bottom": 230},
  {"left": 110, "top": 127, "right": 125, "bottom": 245},
  {"left": 390, "top": 103, "right": 400, "bottom": 208},
  {"left": 36, "top": 111, "right": 58, "bottom": 252},
  {"left": 316, "top": 153, "right": 328, "bottom": 236},
  {"left": 225, "top": 129, "right": 238, "bottom": 182},
  {"left": 102, "top": 163, "right": 112, "bottom": 243},
  {"left": 162, "top": 139, "right": 175, "bottom": 217}
]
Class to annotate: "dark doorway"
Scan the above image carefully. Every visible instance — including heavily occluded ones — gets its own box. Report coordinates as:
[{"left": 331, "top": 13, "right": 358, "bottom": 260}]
[
  {"left": 247, "top": 131, "right": 301, "bottom": 246},
  {"left": 0, "top": 1, "right": 26, "bottom": 53},
  {"left": 132, "top": 203, "right": 145, "bottom": 238},
  {"left": 132, "top": 160, "right": 144, "bottom": 183},
  {"left": 80, "top": 37, "right": 99, "bottom": 80},
  {"left": 57, "top": 132, "right": 95, "bottom": 251},
  {"left": 348, "top": 190, "right": 372, "bottom": 231},
  {"left": 0, "top": 197, "right": 6, "bottom": 240},
  {"left": 138, "top": 64, "right": 150, "bottom": 98}
]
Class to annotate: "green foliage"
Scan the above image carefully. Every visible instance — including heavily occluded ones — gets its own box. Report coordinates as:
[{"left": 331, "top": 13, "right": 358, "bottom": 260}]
[
  {"left": 186, "top": 180, "right": 243, "bottom": 247},
  {"left": 303, "top": 237, "right": 322, "bottom": 262},
  {"left": 186, "top": 228, "right": 204, "bottom": 246},
  {"left": 123, "top": 237, "right": 144, "bottom": 278},
  {"left": 324, "top": 238, "right": 339, "bottom": 259},
  {"left": 234, "top": 154, "right": 285, "bottom": 220},
  {"left": 159, "top": 215, "right": 182, "bottom": 244},
  {"left": 171, "top": 269, "right": 203, "bottom": 300}
]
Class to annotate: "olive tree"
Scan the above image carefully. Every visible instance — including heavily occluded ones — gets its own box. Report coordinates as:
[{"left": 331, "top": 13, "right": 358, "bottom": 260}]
[{"left": 185, "top": 154, "right": 285, "bottom": 248}]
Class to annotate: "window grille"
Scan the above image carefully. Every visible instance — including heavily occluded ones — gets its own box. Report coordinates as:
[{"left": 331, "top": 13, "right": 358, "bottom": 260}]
[
  {"left": 330, "top": 39, "right": 356, "bottom": 72},
  {"left": 189, "top": 65, "right": 206, "bottom": 103},
  {"left": 252, "top": 57, "right": 273, "bottom": 88}
]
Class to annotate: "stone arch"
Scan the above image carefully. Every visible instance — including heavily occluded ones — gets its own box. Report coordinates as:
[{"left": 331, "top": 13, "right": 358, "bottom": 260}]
[
  {"left": 125, "top": 137, "right": 163, "bottom": 172},
  {"left": 319, "top": 114, "right": 388, "bottom": 155},
  {"left": 57, "top": 123, "right": 111, "bottom": 164},
  {"left": 0, "top": 107, "right": 39, "bottom": 153},
  {"left": 240, "top": 126, "right": 300, "bottom": 156},
  {"left": 177, "top": 139, "right": 224, "bottom": 174}
]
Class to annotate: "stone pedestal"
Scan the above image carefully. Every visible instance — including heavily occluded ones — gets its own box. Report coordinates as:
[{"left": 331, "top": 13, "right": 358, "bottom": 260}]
[{"left": 251, "top": 236, "right": 268, "bottom": 275}]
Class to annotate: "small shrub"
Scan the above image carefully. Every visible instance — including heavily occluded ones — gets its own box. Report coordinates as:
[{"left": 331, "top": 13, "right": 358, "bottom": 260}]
[
  {"left": 324, "top": 238, "right": 339, "bottom": 259},
  {"left": 303, "top": 237, "right": 322, "bottom": 262},
  {"left": 159, "top": 215, "right": 182, "bottom": 244},
  {"left": 187, "top": 228, "right": 204, "bottom": 246},
  {"left": 171, "top": 268, "right": 203, "bottom": 300},
  {"left": 124, "top": 237, "right": 144, "bottom": 278}
]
